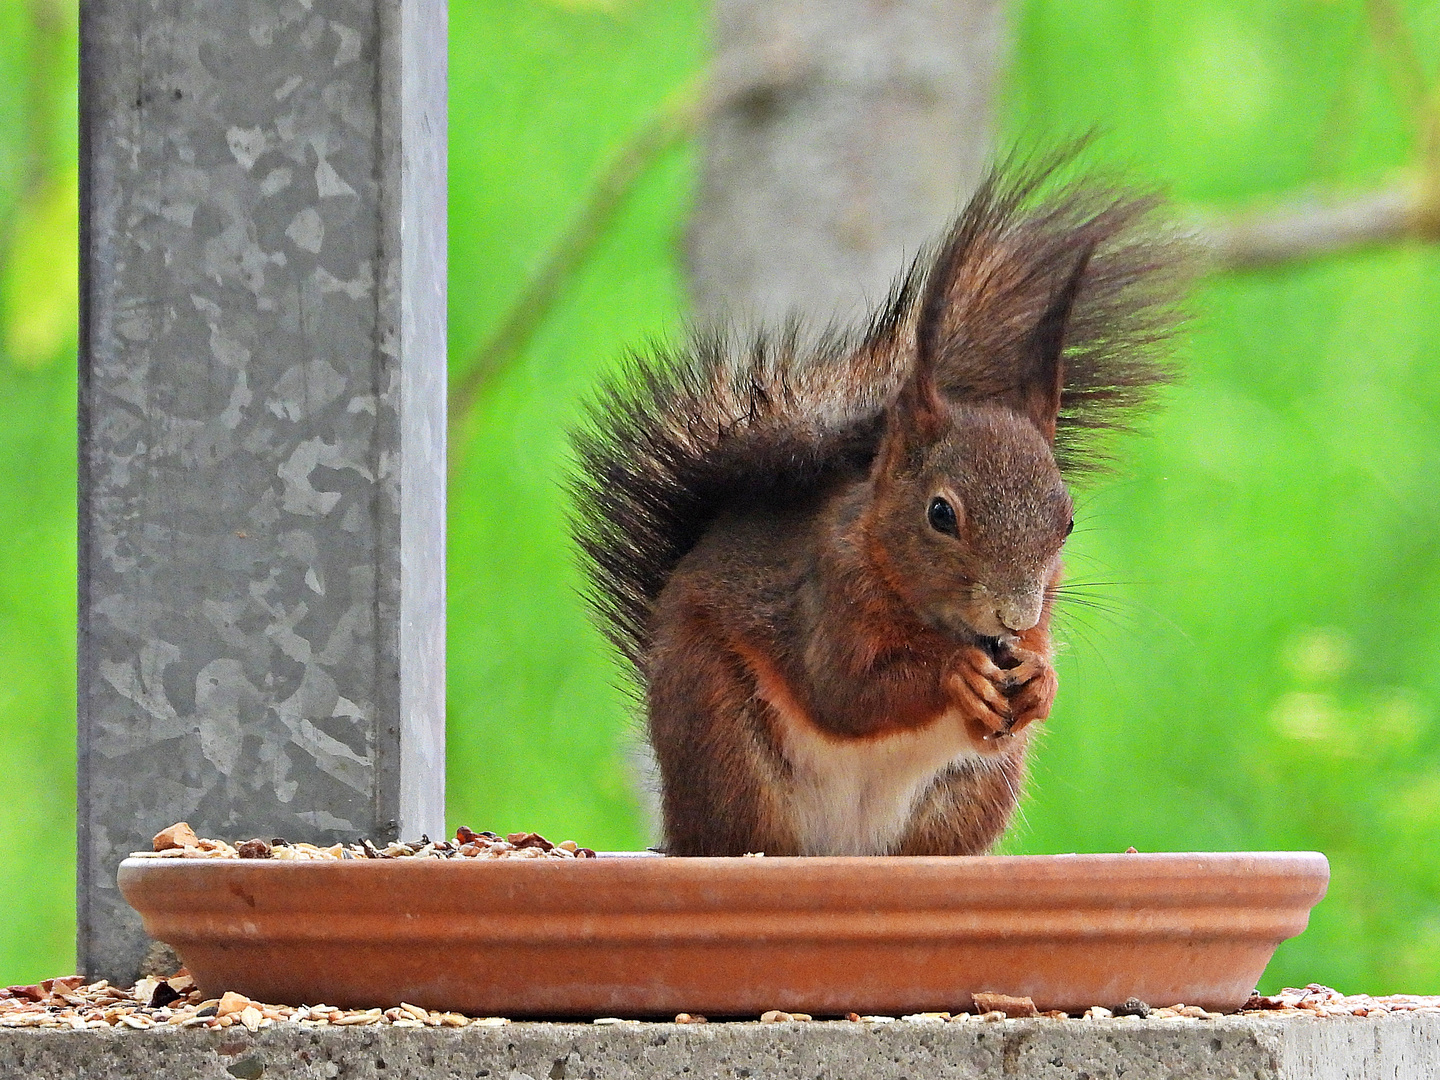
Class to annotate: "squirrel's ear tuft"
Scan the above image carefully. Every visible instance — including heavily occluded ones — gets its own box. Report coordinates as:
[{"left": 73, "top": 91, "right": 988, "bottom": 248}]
[
  {"left": 1023, "top": 243, "right": 1093, "bottom": 443},
  {"left": 874, "top": 369, "right": 946, "bottom": 477},
  {"left": 911, "top": 147, "right": 1190, "bottom": 472},
  {"left": 879, "top": 273, "right": 955, "bottom": 468},
  {"left": 896, "top": 354, "right": 949, "bottom": 441},
  {"left": 912, "top": 163, "right": 1086, "bottom": 441}
]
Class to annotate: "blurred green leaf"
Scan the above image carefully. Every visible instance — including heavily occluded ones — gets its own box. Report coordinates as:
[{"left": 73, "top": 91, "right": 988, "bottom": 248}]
[{"left": 3, "top": 164, "right": 77, "bottom": 369}]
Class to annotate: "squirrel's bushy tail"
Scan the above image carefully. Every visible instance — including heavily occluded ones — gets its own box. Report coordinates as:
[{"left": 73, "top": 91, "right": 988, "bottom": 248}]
[{"left": 570, "top": 153, "right": 1192, "bottom": 670}]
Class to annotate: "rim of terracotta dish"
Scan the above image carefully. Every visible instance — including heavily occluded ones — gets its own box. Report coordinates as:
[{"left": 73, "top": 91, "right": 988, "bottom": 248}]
[
  {"left": 121, "top": 851, "right": 1330, "bottom": 936},
  {"left": 119, "top": 851, "right": 1330, "bottom": 1016}
]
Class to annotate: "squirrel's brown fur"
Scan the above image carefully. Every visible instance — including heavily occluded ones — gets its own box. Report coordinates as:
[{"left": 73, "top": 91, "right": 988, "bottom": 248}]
[{"left": 572, "top": 156, "right": 1189, "bottom": 856}]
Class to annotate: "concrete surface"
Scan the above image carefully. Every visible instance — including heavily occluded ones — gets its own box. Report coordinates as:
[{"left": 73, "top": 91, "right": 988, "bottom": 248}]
[{"left": 2, "top": 1013, "right": 1438, "bottom": 1080}]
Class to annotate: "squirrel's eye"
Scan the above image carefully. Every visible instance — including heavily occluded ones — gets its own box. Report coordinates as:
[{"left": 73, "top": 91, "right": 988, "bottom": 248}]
[
  {"left": 927, "top": 496, "right": 959, "bottom": 537},
  {"left": 1065, "top": 518, "right": 1075, "bottom": 537}
]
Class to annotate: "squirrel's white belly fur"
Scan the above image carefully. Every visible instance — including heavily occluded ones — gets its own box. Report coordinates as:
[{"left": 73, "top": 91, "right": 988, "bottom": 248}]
[
  {"left": 742, "top": 647, "right": 985, "bottom": 855},
  {"left": 770, "top": 699, "right": 985, "bottom": 856}
]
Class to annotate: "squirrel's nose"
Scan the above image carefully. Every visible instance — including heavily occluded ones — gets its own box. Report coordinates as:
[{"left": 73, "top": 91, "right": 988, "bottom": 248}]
[{"left": 995, "top": 593, "right": 1043, "bottom": 633}]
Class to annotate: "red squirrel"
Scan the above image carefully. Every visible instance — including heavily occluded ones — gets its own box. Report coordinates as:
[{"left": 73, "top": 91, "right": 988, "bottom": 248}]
[{"left": 572, "top": 159, "right": 1188, "bottom": 856}]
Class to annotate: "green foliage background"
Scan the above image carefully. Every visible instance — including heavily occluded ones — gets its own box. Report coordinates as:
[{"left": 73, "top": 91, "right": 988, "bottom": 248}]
[{"left": 2, "top": 0, "right": 1438, "bottom": 994}]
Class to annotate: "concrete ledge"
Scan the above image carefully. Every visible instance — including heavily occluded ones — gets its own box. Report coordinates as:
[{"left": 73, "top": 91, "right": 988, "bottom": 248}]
[{"left": 3, "top": 1013, "right": 1439, "bottom": 1080}]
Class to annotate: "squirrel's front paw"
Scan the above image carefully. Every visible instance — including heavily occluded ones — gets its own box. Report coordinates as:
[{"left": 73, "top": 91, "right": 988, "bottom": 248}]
[
  {"left": 997, "top": 647, "right": 1057, "bottom": 731},
  {"left": 944, "top": 646, "right": 1014, "bottom": 738}
]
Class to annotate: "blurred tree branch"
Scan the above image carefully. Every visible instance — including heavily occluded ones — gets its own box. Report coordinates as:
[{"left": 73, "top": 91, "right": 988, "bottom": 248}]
[
  {"left": 447, "top": 44, "right": 807, "bottom": 458},
  {"left": 447, "top": 72, "right": 704, "bottom": 452},
  {"left": 1192, "top": 174, "right": 1440, "bottom": 270}
]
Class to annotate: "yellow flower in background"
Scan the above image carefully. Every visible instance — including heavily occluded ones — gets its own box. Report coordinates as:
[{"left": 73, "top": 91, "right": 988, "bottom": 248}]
[{"left": 2, "top": 165, "right": 78, "bottom": 370}]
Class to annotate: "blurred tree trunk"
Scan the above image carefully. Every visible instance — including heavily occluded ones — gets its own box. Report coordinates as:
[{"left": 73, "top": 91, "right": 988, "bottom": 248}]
[{"left": 686, "top": 0, "right": 1007, "bottom": 328}]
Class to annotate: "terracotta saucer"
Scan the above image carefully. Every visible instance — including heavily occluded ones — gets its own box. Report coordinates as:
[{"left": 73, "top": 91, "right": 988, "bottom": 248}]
[{"left": 118, "top": 851, "right": 1328, "bottom": 1017}]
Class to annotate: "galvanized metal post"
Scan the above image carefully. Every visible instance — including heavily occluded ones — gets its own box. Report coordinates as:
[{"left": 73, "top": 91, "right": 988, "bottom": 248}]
[{"left": 78, "top": 0, "right": 446, "bottom": 983}]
